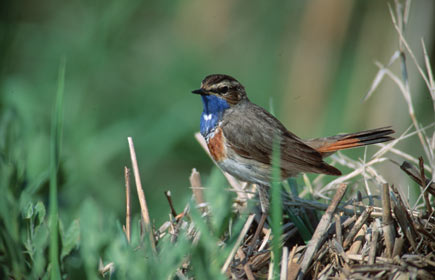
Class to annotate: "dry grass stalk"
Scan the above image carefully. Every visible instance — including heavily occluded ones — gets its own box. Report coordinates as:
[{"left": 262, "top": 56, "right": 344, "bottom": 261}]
[
  {"left": 189, "top": 168, "right": 205, "bottom": 206},
  {"left": 368, "top": 221, "right": 379, "bottom": 265},
  {"left": 382, "top": 183, "right": 395, "bottom": 258},
  {"left": 347, "top": 224, "right": 366, "bottom": 255},
  {"left": 387, "top": 4, "right": 433, "bottom": 165},
  {"left": 127, "top": 137, "right": 156, "bottom": 252},
  {"left": 391, "top": 185, "right": 419, "bottom": 250},
  {"left": 400, "top": 160, "right": 435, "bottom": 196},
  {"left": 258, "top": 228, "right": 271, "bottom": 251},
  {"left": 280, "top": 247, "right": 288, "bottom": 280},
  {"left": 419, "top": 157, "right": 433, "bottom": 214},
  {"left": 221, "top": 214, "right": 255, "bottom": 274},
  {"left": 286, "top": 245, "right": 300, "bottom": 280},
  {"left": 123, "top": 166, "right": 131, "bottom": 243},
  {"left": 331, "top": 238, "right": 349, "bottom": 264},
  {"left": 334, "top": 214, "right": 343, "bottom": 245},
  {"left": 298, "top": 183, "right": 348, "bottom": 278},
  {"left": 343, "top": 207, "right": 371, "bottom": 249},
  {"left": 392, "top": 237, "right": 405, "bottom": 258}
]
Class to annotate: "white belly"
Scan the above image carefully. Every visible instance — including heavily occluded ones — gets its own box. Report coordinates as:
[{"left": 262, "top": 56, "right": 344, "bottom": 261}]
[{"left": 216, "top": 154, "right": 271, "bottom": 186}]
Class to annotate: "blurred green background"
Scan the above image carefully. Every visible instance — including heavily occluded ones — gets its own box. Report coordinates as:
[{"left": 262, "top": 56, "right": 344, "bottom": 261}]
[{"left": 1, "top": 0, "right": 434, "bottom": 231}]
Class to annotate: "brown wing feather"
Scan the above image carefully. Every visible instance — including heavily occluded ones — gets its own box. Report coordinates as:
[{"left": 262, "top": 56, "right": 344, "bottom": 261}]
[{"left": 221, "top": 101, "right": 341, "bottom": 177}]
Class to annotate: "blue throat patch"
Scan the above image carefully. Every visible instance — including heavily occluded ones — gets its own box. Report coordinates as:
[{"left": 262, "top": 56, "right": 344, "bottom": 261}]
[{"left": 200, "top": 95, "right": 230, "bottom": 137}]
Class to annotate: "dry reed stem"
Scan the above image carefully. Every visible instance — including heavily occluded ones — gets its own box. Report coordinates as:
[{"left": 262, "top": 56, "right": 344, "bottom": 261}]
[
  {"left": 347, "top": 225, "right": 366, "bottom": 255},
  {"left": 388, "top": 3, "right": 432, "bottom": 96},
  {"left": 124, "top": 166, "right": 131, "bottom": 243},
  {"left": 382, "top": 183, "right": 395, "bottom": 258},
  {"left": 421, "top": 38, "right": 435, "bottom": 106},
  {"left": 400, "top": 161, "right": 435, "bottom": 196},
  {"left": 259, "top": 228, "right": 271, "bottom": 252},
  {"left": 388, "top": 4, "right": 434, "bottom": 170},
  {"left": 287, "top": 246, "right": 300, "bottom": 280},
  {"left": 332, "top": 239, "right": 349, "bottom": 264},
  {"left": 419, "top": 157, "right": 433, "bottom": 214},
  {"left": 221, "top": 214, "right": 255, "bottom": 274},
  {"left": 334, "top": 214, "right": 342, "bottom": 246},
  {"left": 298, "top": 183, "right": 348, "bottom": 279},
  {"left": 392, "top": 237, "right": 404, "bottom": 258},
  {"left": 127, "top": 137, "right": 156, "bottom": 252},
  {"left": 189, "top": 168, "right": 205, "bottom": 205},
  {"left": 267, "top": 260, "right": 273, "bottom": 280},
  {"left": 280, "top": 247, "right": 288, "bottom": 280},
  {"left": 343, "top": 207, "right": 371, "bottom": 249},
  {"left": 391, "top": 185, "right": 419, "bottom": 249},
  {"left": 368, "top": 222, "right": 379, "bottom": 265}
]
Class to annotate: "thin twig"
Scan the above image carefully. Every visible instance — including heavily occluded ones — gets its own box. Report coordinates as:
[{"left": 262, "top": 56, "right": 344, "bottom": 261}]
[
  {"left": 164, "top": 190, "right": 178, "bottom": 217},
  {"left": 236, "top": 248, "right": 255, "bottom": 280}
]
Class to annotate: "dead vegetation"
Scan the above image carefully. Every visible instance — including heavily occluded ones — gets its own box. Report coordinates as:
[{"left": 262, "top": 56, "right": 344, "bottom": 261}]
[{"left": 121, "top": 121, "right": 434, "bottom": 279}]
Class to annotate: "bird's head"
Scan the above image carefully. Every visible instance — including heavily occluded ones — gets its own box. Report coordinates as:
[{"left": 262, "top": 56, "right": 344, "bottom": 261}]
[{"left": 192, "top": 74, "right": 247, "bottom": 105}]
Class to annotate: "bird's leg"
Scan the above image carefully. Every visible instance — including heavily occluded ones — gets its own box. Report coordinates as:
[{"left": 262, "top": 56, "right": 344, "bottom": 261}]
[{"left": 246, "top": 184, "right": 269, "bottom": 259}]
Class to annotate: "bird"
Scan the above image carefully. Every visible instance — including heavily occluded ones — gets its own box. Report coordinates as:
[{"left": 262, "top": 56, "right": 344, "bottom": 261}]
[{"left": 192, "top": 74, "right": 394, "bottom": 249}]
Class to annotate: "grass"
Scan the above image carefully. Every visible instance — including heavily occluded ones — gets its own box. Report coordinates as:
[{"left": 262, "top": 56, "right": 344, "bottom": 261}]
[
  {"left": 270, "top": 137, "right": 283, "bottom": 279},
  {"left": 49, "top": 56, "right": 66, "bottom": 280}
]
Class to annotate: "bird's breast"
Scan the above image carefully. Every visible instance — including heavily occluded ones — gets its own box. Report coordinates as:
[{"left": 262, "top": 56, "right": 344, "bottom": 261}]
[{"left": 206, "top": 126, "right": 227, "bottom": 162}]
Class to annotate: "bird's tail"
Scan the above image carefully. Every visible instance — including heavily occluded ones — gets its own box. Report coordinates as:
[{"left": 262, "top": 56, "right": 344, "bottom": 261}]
[{"left": 305, "top": 127, "right": 394, "bottom": 157}]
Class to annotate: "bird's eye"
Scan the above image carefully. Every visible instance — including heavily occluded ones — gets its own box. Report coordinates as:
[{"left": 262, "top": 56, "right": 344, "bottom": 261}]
[{"left": 219, "top": 86, "right": 229, "bottom": 94}]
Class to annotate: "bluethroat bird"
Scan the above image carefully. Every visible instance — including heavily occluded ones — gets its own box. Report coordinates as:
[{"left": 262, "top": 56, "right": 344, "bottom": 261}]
[{"left": 192, "top": 74, "right": 394, "bottom": 247}]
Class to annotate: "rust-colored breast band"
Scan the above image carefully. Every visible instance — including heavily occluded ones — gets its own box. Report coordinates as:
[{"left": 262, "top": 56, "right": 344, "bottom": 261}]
[{"left": 207, "top": 127, "right": 226, "bottom": 162}]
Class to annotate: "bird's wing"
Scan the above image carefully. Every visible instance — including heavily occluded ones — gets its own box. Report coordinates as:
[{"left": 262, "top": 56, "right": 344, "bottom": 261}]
[{"left": 221, "top": 102, "right": 341, "bottom": 177}]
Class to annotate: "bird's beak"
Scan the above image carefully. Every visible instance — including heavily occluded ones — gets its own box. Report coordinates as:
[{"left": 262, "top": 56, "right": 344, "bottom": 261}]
[{"left": 192, "top": 88, "right": 206, "bottom": 95}]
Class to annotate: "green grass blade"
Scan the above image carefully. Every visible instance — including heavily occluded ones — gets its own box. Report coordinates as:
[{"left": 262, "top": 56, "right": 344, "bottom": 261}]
[
  {"left": 49, "top": 57, "right": 66, "bottom": 280},
  {"left": 270, "top": 135, "right": 282, "bottom": 279},
  {"left": 285, "top": 208, "right": 312, "bottom": 243},
  {"left": 284, "top": 178, "right": 314, "bottom": 242}
]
